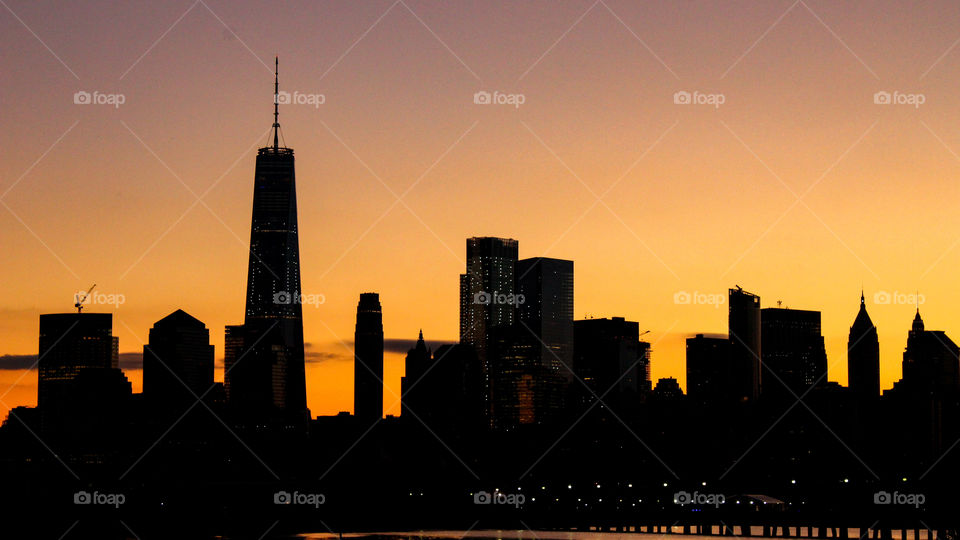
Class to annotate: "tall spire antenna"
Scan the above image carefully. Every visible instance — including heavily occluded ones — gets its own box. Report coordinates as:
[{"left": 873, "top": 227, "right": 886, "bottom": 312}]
[{"left": 273, "top": 56, "right": 280, "bottom": 149}]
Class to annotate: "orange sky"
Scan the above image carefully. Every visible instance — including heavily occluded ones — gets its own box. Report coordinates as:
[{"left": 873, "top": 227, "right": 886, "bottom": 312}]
[{"left": 3, "top": 0, "right": 960, "bottom": 419}]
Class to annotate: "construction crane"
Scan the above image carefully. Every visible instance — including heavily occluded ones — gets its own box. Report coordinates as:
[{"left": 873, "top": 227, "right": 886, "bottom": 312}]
[{"left": 75, "top": 284, "right": 96, "bottom": 313}]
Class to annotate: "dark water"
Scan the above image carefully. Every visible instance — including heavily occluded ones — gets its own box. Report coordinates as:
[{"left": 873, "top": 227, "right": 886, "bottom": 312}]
[{"left": 292, "top": 530, "right": 936, "bottom": 540}]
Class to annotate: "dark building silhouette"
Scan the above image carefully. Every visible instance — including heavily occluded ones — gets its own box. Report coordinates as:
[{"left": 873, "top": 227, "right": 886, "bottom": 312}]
[
  {"left": 143, "top": 310, "right": 215, "bottom": 413},
  {"left": 573, "top": 317, "right": 648, "bottom": 414},
  {"left": 886, "top": 309, "right": 960, "bottom": 466},
  {"left": 848, "top": 292, "right": 880, "bottom": 398},
  {"left": 459, "top": 236, "right": 518, "bottom": 420},
  {"left": 354, "top": 293, "right": 384, "bottom": 424},
  {"left": 729, "top": 286, "right": 761, "bottom": 402},
  {"left": 401, "top": 341, "right": 484, "bottom": 432},
  {"left": 488, "top": 325, "right": 564, "bottom": 430},
  {"left": 685, "top": 333, "right": 732, "bottom": 404},
  {"left": 229, "top": 59, "right": 308, "bottom": 421},
  {"left": 37, "top": 313, "right": 130, "bottom": 438},
  {"left": 477, "top": 256, "right": 575, "bottom": 431},
  {"left": 515, "top": 257, "right": 574, "bottom": 376},
  {"left": 652, "top": 377, "right": 684, "bottom": 401},
  {"left": 223, "top": 324, "right": 244, "bottom": 402},
  {"left": 401, "top": 330, "right": 431, "bottom": 419},
  {"left": 760, "top": 306, "right": 828, "bottom": 398},
  {"left": 897, "top": 310, "right": 960, "bottom": 396}
]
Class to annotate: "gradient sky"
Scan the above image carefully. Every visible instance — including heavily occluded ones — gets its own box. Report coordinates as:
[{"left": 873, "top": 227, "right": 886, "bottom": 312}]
[{"left": 3, "top": 0, "right": 960, "bottom": 419}]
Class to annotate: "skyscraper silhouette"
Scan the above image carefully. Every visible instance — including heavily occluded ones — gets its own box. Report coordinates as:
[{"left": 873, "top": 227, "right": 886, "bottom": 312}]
[
  {"left": 685, "top": 333, "right": 732, "bottom": 404},
  {"left": 354, "top": 292, "right": 384, "bottom": 425},
  {"left": 229, "top": 58, "right": 308, "bottom": 421},
  {"left": 143, "top": 310, "right": 214, "bottom": 413},
  {"left": 515, "top": 257, "right": 574, "bottom": 376},
  {"left": 37, "top": 313, "right": 130, "bottom": 438},
  {"left": 729, "top": 286, "right": 761, "bottom": 402},
  {"left": 760, "top": 306, "right": 828, "bottom": 398},
  {"left": 459, "top": 236, "right": 518, "bottom": 420},
  {"left": 848, "top": 292, "right": 880, "bottom": 398}
]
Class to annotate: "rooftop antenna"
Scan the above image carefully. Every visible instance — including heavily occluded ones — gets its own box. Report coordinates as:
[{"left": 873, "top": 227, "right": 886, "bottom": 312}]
[{"left": 273, "top": 56, "right": 280, "bottom": 149}]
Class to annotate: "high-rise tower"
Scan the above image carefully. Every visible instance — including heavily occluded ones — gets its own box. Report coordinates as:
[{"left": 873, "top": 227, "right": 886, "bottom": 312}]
[
  {"left": 848, "top": 292, "right": 880, "bottom": 398},
  {"left": 354, "top": 293, "right": 384, "bottom": 424},
  {"left": 729, "top": 286, "right": 761, "bottom": 402},
  {"left": 228, "top": 58, "right": 308, "bottom": 420}
]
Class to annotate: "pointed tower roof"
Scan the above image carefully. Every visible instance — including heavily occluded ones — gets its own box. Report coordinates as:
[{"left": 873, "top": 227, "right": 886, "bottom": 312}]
[
  {"left": 851, "top": 291, "right": 875, "bottom": 333},
  {"left": 912, "top": 308, "right": 924, "bottom": 333}
]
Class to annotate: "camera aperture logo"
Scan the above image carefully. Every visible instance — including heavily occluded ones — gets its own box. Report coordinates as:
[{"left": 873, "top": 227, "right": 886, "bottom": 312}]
[
  {"left": 275, "top": 90, "right": 325, "bottom": 108},
  {"left": 74, "top": 290, "right": 125, "bottom": 309},
  {"left": 74, "top": 490, "right": 125, "bottom": 508},
  {"left": 674, "top": 490, "right": 725, "bottom": 507},
  {"left": 273, "top": 291, "right": 326, "bottom": 307},
  {"left": 673, "top": 90, "right": 725, "bottom": 109},
  {"left": 674, "top": 290, "right": 725, "bottom": 308},
  {"left": 874, "top": 91, "right": 925, "bottom": 108},
  {"left": 73, "top": 91, "right": 126, "bottom": 108},
  {"left": 274, "top": 490, "right": 325, "bottom": 508},
  {"left": 473, "top": 291, "right": 525, "bottom": 306},
  {"left": 473, "top": 490, "right": 525, "bottom": 508},
  {"left": 873, "top": 291, "right": 924, "bottom": 306},
  {"left": 874, "top": 491, "right": 924, "bottom": 508},
  {"left": 473, "top": 90, "right": 526, "bottom": 108}
]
